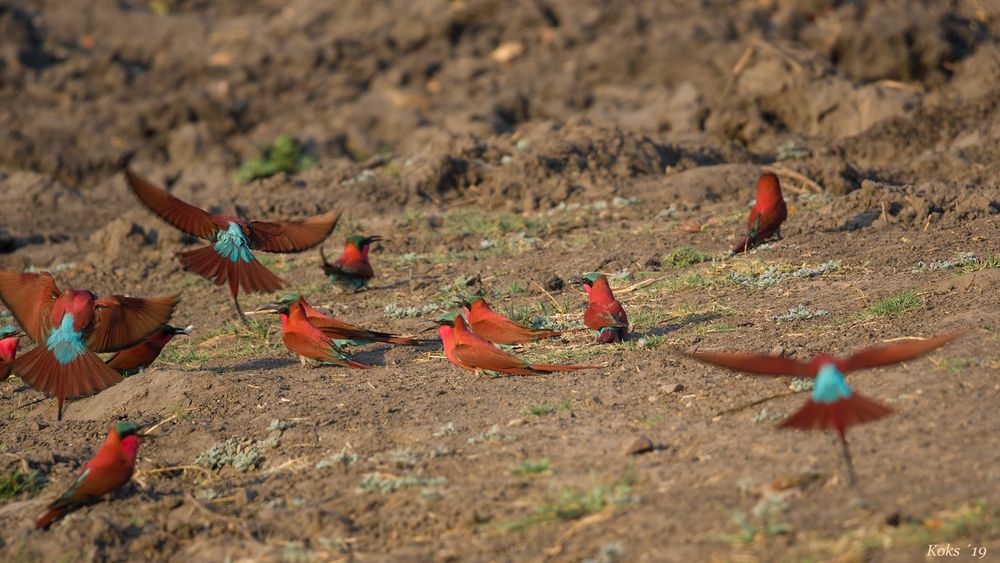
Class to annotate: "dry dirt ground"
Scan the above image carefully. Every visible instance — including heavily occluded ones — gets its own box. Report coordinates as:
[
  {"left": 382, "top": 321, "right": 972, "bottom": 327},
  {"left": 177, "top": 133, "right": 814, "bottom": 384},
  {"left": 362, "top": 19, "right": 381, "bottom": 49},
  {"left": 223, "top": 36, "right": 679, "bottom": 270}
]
[{"left": 1, "top": 1, "right": 1000, "bottom": 561}]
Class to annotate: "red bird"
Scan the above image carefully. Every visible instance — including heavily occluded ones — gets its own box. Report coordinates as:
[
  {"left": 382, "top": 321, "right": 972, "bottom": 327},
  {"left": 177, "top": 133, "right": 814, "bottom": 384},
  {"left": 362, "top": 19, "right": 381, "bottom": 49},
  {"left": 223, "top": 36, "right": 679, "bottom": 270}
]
[
  {"left": 36, "top": 420, "right": 144, "bottom": 528},
  {"left": 320, "top": 235, "right": 381, "bottom": 291},
  {"left": 124, "top": 169, "right": 340, "bottom": 319},
  {"left": 733, "top": 172, "right": 787, "bottom": 254},
  {"left": 0, "top": 326, "right": 21, "bottom": 382},
  {"left": 437, "top": 313, "right": 596, "bottom": 376},
  {"left": 271, "top": 294, "right": 416, "bottom": 346},
  {"left": 0, "top": 270, "right": 178, "bottom": 420},
  {"left": 461, "top": 296, "right": 561, "bottom": 345},
  {"left": 581, "top": 273, "right": 628, "bottom": 343},
  {"left": 684, "top": 332, "right": 961, "bottom": 485},
  {"left": 259, "top": 297, "right": 374, "bottom": 369},
  {"left": 106, "top": 324, "right": 192, "bottom": 376}
]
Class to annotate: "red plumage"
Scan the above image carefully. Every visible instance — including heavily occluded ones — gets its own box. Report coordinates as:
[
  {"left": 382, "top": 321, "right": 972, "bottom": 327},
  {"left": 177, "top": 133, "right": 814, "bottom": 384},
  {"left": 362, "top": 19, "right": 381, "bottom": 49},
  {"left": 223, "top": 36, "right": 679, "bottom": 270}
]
[
  {"left": 0, "top": 270, "right": 178, "bottom": 419},
  {"left": 298, "top": 298, "right": 416, "bottom": 345},
  {"left": 278, "top": 299, "right": 374, "bottom": 369},
  {"left": 463, "top": 298, "right": 561, "bottom": 345},
  {"left": 106, "top": 325, "right": 191, "bottom": 375},
  {"left": 0, "top": 332, "right": 19, "bottom": 382},
  {"left": 779, "top": 393, "right": 893, "bottom": 441},
  {"left": 439, "top": 316, "right": 596, "bottom": 375},
  {"left": 124, "top": 169, "right": 340, "bottom": 317},
  {"left": 583, "top": 275, "right": 628, "bottom": 343},
  {"left": 732, "top": 173, "right": 787, "bottom": 254},
  {"left": 35, "top": 423, "right": 142, "bottom": 528}
]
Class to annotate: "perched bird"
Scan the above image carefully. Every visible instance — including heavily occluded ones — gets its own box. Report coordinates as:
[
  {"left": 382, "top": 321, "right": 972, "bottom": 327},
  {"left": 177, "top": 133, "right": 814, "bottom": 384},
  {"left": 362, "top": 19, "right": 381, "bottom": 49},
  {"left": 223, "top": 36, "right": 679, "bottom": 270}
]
[
  {"left": 257, "top": 297, "right": 374, "bottom": 369},
  {"left": 320, "top": 235, "right": 381, "bottom": 291},
  {"left": 106, "top": 325, "right": 193, "bottom": 376},
  {"left": 0, "top": 326, "right": 21, "bottom": 382},
  {"left": 460, "top": 296, "right": 561, "bottom": 345},
  {"left": 733, "top": 172, "right": 787, "bottom": 254},
  {"left": 35, "top": 420, "right": 144, "bottom": 529},
  {"left": 0, "top": 270, "right": 178, "bottom": 420},
  {"left": 581, "top": 273, "right": 628, "bottom": 343},
  {"left": 124, "top": 169, "right": 340, "bottom": 319},
  {"left": 437, "top": 313, "right": 596, "bottom": 376},
  {"left": 270, "top": 294, "right": 416, "bottom": 347},
  {"left": 683, "top": 332, "right": 962, "bottom": 485}
]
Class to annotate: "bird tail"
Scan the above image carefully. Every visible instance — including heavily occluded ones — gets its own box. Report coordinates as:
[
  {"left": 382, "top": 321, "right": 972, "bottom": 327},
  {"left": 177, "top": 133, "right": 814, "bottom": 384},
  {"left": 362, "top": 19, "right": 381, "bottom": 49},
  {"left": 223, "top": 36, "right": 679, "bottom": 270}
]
[
  {"left": 596, "top": 327, "right": 626, "bottom": 343},
  {"left": 0, "top": 361, "right": 10, "bottom": 382},
  {"left": 383, "top": 336, "right": 419, "bottom": 345},
  {"left": 319, "top": 245, "right": 338, "bottom": 276},
  {"left": 778, "top": 393, "right": 894, "bottom": 440},
  {"left": 528, "top": 363, "right": 601, "bottom": 373},
  {"left": 12, "top": 346, "right": 123, "bottom": 420},
  {"left": 35, "top": 506, "right": 68, "bottom": 529},
  {"left": 179, "top": 245, "right": 285, "bottom": 298},
  {"left": 324, "top": 357, "right": 376, "bottom": 369}
]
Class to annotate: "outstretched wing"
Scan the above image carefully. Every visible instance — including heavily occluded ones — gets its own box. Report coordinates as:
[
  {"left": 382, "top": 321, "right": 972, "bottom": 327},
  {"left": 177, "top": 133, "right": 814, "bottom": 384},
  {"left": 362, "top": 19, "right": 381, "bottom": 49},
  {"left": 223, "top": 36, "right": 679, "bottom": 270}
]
[
  {"left": 841, "top": 332, "right": 963, "bottom": 373},
  {"left": 0, "top": 270, "right": 60, "bottom": 342},
  {"left": 249, "top": 209, "right": 341, "bottom": 253},
  {"left": 684, "top": 350, "right": 812, "bottom": 377},
  {"left": 87, "top": 295, "right": 179, "bottom": 352},
  {"left": 124, "top": 170, "right": 218, "bottom": 240}
]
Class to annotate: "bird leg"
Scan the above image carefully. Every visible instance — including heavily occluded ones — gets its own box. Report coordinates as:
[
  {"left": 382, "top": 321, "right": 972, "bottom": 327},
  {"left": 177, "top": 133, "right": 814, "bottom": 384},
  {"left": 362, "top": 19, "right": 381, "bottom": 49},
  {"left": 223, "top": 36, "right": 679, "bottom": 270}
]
[
  {"left": 233, "top": 295, "right": 248, "bottom": 325},
  {"left": 840, "top": 438, "right": 858, "bottom": 488},
  {"left": 299, "top": 355, "right": 308, "bottom": 367}
]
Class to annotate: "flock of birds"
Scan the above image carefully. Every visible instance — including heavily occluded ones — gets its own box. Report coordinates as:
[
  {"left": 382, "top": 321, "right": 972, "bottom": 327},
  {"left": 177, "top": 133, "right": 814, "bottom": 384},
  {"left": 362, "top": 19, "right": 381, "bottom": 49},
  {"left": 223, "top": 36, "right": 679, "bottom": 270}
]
[{"left": 0, "top": 170, "right": 961, "bottom": 528}]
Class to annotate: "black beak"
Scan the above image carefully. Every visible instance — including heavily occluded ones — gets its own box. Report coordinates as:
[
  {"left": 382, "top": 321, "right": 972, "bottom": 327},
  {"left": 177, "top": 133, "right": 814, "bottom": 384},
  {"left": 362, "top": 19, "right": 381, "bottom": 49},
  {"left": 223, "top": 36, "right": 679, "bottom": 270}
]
[{"left": 168, "top": 325, "right": 193, "bottom": 336}]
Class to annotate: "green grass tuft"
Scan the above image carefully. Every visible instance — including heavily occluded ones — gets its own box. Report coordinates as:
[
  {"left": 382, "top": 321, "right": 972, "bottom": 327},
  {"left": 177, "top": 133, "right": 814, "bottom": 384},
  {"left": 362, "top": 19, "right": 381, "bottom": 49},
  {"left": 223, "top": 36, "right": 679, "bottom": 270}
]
[
  {"left": 863, "top": 290, "right": 921, "bottom": 319},
  {"left": 511, "top": 459, "right": 552, "bottom": 477},
  {"left": 236, "top": 134, "right": 317, "bottom": 182},
  {"left": 502, "top": 473, "right": 637, "bottom": 532},
  {"left": 0, "top": 470, "right": 44, "bottom": 499},
  {"left": 663, "top": 247, "right": 709, "bottom": 268}
]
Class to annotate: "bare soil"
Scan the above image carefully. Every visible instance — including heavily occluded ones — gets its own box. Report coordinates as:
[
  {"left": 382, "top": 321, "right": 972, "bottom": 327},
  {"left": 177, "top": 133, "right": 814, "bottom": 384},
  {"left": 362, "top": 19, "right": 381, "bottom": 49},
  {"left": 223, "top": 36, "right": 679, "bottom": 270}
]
[{"left": 1, "top": 1, "right": 999, "bottom": 561}]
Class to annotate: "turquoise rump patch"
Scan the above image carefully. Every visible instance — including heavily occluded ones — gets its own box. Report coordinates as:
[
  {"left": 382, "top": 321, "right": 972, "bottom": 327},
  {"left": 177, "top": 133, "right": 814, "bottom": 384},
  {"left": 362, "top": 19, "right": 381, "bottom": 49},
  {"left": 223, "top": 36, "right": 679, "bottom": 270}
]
[
  {"left": 46, "top": 314, "right": 86, "bottom": 365},
  {"left": 214, "top": 223, "right": 254, "bottom": 263},
  {"left": 812, "top": 363, "right": 852, "bottom": 404}
]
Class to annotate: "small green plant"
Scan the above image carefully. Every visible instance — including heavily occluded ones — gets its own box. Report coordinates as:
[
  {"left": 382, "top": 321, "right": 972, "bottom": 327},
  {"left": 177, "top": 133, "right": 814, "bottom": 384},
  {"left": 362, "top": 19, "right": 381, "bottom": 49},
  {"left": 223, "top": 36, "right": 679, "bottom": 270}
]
[
  {"left": 663, "top": 247, "right": 708, "bottom": 268},
  {"left": 769, "top": 305, "right": 829, "bottom": 322},
  {"left": 236, "top": 134, "right": 317, "bottom": 182},
  {"left": 511, "top": 459, "right": 552, "bottom": 477},
  {"left": 863, "top": 290, "right": 921, "bottom": 319},
  {"left": 776, "top": 141, "right": 810, "bottom": 161},
  {"left": 719, "top": 510, "right": 789, "bottom": 544},
  {"left": 357, "top": 473, "right": 446, "bottom": 494},
  {"left": 315, "top": 448, "right": 359, "bottom": 469},
  {"left": 195, "top": 436, "right": 264, "bottom": 472},
  {"left": 468, "top": 424, "right": 518, "bottom": 444},
  {"left": 0, "top": 470, "right": 44, "bottom": 499},
  {"left": 962, "top": 255, "right": 1000, "bottom": 273},
  {"left": 523, "top": 404, "right": 556, "bottom": 416},
  {"left": 503, "top": 473, "right": 638, "bottom": 531}
]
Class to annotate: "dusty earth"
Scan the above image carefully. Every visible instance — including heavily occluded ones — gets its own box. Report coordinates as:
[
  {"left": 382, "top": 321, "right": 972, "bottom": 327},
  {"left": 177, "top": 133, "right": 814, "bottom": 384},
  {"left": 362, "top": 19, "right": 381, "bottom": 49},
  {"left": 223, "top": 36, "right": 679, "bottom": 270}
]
[{"left": 2, "top": 0, "right": 1000, "bottom": 561}]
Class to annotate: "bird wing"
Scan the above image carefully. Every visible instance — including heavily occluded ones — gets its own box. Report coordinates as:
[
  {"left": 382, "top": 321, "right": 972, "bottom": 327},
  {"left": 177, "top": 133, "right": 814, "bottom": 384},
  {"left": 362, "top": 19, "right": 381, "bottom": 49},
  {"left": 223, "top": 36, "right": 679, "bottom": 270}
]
[
  {"left": 584, "top": 300, "right": 628, "bottom": 330},
  {"left": 87, "top": 295, "right": 179, "bottom": 353},
  {"left": 685, "top": 350, "right": 812, "bottom": 377},
  {"left": 840, "top": 332, "right": 963, "bottom": 373},
  {"left": 249, "top": 209, "right": 341, "bottom": 253},
  {"left": 0, "top": 270, "right": 60, "bottom": 343},
  {"left": 124, "top": 170, "right": 219, "bottom": 240},
  {"left": 451, "top": 340, "right": 534, "bottom": 373}
]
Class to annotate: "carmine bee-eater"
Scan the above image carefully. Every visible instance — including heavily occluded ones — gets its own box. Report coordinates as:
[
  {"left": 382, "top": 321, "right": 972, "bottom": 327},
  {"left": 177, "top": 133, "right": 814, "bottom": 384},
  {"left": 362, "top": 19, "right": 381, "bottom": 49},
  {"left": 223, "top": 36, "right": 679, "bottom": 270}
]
[
  {"left": 733, "top": 172, "right": 787, "bottom": 254},
  {"left": 0, "top": 326, "right": 21, "bottom": 382},
  {"left": 124, "top": 169, "right": 340, "bottom": 319},
  {"left": 319, "top": 235, "right": 381, "bottom": 291},
  {"left": 460, "top": 296, "right": 561, "bottom": 345},
  {"left": 0, "top": 270, "right": 178, "bottom": 420},
  {"left": 35, "top": 420, "right": 144, "bottom": 528},
  {"left": 270, "top": 294, "right": 416, "bottom": 347},
  {"left": 256, "top": 297, "right": 374, "bottom": 369},
  {"left": 106, "top": 324, "right": 193, "bottom": 376},
  {"left": 437, "top": 313, "right": 597, "bottom": 376},
  {"left": 683, "top": 332, "right": 961, "bottom": 485},
  {"left": 581, "top": 273, "right": 628, "bottom": 344}
]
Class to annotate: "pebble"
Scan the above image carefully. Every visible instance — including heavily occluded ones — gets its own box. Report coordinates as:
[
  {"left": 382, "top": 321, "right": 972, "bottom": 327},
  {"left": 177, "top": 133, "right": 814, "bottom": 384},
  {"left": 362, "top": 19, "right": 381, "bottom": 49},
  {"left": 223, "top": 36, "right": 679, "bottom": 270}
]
[
  {"left": 623, "top": 435, "right": 654, "bottom": 456},
  {"left": 507, "top": 418, "right": 527, "bottom": 427},
  {"left": 661, "top": 383, "right": 685, "bottom": 393}
]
